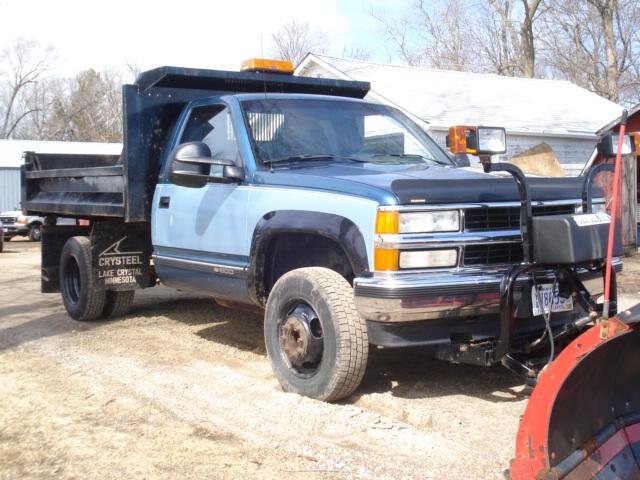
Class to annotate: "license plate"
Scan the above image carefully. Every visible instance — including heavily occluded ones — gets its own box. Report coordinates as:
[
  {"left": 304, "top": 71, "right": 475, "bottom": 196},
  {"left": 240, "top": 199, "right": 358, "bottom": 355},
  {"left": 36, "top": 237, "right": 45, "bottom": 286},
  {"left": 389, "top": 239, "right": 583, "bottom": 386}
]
[{"left": 531, "top": 284, "right": 573, "bottom": 316}]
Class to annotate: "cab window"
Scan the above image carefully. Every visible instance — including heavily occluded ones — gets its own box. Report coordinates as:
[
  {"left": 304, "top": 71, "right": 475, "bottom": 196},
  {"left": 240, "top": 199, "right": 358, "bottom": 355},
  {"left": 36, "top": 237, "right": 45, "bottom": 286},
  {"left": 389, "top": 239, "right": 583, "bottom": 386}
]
[{"left": 180, "top": 104, "right": 239, "bottom": 163}]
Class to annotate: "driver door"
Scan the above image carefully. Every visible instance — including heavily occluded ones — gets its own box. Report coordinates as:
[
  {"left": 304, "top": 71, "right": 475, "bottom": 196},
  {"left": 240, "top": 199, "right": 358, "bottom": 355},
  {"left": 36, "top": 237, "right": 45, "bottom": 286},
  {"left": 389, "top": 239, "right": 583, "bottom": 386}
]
[{"left": 152, "top": 103, "right": 250, "bottom": 300}]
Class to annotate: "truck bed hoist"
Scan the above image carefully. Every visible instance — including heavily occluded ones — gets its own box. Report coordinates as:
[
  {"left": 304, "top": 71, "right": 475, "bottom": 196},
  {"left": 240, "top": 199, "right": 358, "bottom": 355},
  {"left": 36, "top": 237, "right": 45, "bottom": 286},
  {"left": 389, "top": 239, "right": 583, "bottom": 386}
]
[{"left": 21, "top": 62, "right": 639, "bottom": 466}]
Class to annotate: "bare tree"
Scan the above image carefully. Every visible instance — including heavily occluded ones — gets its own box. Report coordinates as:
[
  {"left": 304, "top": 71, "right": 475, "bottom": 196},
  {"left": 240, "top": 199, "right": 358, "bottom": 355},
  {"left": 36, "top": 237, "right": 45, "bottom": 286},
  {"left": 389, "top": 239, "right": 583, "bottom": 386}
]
[
  {"left": 270, "top": 19, "right": 328, "bottom": 66},
  {"left": 541, "top": 0, "right": 639, "bottom": 103},
  {"left": 0, "top": 38, "right": 56, "bottom": 139},
  {"left": 341, "top": 44, "right": 372, "bottom": 61},
  {"left": 123, "top": 60, "right": 143, "bottom": 84},
  {"left": 373, "top": 0, "right": 545, "bottom": 75},
  {"left": 589, "top": 0, "right": 622, "bottom": 101},
  {"left": 478, "top": 0, "right": 544, "bottom": 77},
  {"left": 12, "top": 77, "right": 64, "bottom": 140},
  {"left": 42, "top": 69, "right": 122, "bottom": 142},
  {"left": 372, "top": 8, "right": 423, "bottom": 66},
  {"left": 373, "top": 0, "right": 480, "bottom": 70}
]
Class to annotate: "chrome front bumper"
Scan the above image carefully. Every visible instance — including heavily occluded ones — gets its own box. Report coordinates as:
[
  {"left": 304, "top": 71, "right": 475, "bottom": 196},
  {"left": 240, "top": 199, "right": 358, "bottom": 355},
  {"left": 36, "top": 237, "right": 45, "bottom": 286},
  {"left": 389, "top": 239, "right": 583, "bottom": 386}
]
[
  {"left": 2, "top": 223, "right": 28, "bottom": 237},
  {"left": 354, "top": 261, "right": 622, "bottom": 323}
]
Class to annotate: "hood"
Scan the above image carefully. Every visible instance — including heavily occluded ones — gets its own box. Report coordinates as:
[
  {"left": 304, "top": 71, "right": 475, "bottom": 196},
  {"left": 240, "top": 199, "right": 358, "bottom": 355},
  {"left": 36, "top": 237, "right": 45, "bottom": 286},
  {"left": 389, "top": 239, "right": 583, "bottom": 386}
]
[{"left": 251, "top": 162, "right": 590, "bottom": 205}]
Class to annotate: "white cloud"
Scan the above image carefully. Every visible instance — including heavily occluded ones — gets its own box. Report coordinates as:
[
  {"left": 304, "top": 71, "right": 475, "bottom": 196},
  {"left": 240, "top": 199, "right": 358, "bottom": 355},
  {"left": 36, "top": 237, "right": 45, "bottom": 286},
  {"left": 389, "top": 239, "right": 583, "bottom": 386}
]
[{"left": 0, "top": 0, "right": 349, "bottom": 75}]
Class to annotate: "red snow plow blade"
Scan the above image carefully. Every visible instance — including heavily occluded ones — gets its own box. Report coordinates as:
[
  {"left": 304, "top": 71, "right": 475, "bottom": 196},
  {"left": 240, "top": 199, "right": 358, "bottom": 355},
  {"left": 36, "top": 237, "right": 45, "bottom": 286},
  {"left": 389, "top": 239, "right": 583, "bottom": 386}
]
[{"left": 511, "top": 304, "right": 640, "bottom": 479}]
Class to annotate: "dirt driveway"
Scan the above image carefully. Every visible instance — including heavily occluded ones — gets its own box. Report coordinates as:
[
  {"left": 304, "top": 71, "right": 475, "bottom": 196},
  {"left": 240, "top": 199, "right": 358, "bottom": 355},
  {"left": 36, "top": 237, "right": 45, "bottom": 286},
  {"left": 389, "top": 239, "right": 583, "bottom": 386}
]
[{"left": 1, "top": 239, "right": 639, "bottom": 480}]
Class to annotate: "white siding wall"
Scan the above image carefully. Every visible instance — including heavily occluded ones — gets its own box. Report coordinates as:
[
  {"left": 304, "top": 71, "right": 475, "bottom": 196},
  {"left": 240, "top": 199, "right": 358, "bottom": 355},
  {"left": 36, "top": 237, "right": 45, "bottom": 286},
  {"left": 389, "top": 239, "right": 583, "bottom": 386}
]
[{"left": 0, "top": 168, "right": 21, "bottom": 212}]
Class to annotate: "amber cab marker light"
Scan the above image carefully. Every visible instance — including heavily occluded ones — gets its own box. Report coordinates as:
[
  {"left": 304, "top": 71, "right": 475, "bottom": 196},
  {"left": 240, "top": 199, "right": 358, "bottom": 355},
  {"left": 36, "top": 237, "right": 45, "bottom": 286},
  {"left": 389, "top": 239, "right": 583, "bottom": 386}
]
[{"left": 240, "top": 58, "right": 294, "bottom": 74}]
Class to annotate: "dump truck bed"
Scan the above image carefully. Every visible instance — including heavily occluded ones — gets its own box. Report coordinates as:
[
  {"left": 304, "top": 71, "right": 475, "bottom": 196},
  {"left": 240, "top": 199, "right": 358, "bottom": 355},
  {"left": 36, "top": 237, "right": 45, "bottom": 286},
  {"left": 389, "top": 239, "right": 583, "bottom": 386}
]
[
  {"left": 22, "top": 152, "right": 124, "bottom": 218},
  {"left": 22, "top": 66, "right": 370, "bottom": 222}
]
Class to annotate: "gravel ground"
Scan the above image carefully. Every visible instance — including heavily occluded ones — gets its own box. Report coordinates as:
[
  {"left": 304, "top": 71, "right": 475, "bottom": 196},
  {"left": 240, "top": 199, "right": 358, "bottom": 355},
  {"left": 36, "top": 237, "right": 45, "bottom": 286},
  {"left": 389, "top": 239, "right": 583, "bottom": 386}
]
[{"left": 1, "top": 239, "right": 638, "bottom": 479}]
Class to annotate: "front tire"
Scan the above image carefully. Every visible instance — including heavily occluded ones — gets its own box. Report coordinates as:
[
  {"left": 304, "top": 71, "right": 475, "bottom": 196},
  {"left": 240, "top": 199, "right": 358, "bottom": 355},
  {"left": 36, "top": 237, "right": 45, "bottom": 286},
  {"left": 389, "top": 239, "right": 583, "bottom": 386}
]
[
  {"left": 264, "top": 267, "right": 368, "bottom": 402},
  {"left": 59, "top": 236, "right": 106, "bottom": 321},
  {"left": 28, "top": 223, "right": 42, "bottom": 241}
]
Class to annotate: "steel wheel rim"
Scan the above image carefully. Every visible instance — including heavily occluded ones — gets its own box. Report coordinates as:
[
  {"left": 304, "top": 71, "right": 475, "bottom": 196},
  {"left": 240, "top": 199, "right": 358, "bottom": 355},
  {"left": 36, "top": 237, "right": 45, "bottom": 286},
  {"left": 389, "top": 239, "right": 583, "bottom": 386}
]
[{"left": 278, "top": 301, "right": 324, "bottom": 378}]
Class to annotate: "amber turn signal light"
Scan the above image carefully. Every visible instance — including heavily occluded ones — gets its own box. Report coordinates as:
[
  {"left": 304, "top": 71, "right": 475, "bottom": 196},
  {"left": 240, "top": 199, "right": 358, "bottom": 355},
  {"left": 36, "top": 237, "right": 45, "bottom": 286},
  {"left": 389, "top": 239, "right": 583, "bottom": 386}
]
[{"left": 374, "top": 248, "right": 399, "bottom": 271}]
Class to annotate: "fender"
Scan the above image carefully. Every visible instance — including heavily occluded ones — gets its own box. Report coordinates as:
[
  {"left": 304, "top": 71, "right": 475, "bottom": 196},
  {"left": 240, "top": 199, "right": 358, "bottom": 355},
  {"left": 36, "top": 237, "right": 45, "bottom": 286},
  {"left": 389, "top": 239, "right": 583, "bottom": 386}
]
[{"left": 248, "top": 210, "right": 369, "bottom": 305}]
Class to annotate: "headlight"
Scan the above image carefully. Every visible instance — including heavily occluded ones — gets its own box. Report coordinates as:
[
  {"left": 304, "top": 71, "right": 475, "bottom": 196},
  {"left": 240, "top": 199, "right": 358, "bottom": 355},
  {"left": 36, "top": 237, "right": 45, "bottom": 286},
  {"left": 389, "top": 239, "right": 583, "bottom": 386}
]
[
  {"left": 399, "top": 249, "right": 458, "bottom": 269},
  {"left": 17, "top": 216, "right": 28, "bottom": 224},
  {"left": 477, "top": 127, "right": 507, "bottom": 154},
  {"left": 399, "top": 211, "right": 460, "bottom": 233}
]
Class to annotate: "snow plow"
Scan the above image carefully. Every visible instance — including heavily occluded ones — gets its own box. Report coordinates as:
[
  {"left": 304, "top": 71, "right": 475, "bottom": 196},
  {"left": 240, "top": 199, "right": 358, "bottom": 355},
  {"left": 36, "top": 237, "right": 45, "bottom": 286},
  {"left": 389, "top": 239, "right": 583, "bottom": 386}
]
[
  {"left": 511, "top": 309, "right": 640, "bottom": 479},
  {"left": 449, "top": 114, "right": 639, "bottom": 479}
]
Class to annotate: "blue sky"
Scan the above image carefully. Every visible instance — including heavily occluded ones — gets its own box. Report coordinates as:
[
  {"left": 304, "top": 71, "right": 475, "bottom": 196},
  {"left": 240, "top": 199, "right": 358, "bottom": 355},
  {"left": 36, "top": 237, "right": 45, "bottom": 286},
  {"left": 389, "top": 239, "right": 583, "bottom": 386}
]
[{"left": 0, "top": 0, "right": 407, "bottom": 76}]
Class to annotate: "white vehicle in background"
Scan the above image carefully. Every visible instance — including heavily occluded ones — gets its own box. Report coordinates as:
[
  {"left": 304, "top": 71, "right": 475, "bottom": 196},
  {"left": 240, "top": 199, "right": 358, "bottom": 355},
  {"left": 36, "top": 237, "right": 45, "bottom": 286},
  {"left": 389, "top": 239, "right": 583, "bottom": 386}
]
[
  {"left": 0, "top": 210, "right": 75, "bottom": 242},
  {"left": 0, "top": 210, "right": 45, "bottom": 241}
]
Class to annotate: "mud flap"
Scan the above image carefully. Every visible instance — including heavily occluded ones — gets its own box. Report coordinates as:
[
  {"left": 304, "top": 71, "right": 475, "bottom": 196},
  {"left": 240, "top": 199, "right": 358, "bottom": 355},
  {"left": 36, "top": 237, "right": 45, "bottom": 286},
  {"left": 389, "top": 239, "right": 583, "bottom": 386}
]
[
  {"left": 90, "top": 221, "right": 153, "bottom": 291},
  {"left": 511, "top": 304, "right": 640, "bottom": 479}
]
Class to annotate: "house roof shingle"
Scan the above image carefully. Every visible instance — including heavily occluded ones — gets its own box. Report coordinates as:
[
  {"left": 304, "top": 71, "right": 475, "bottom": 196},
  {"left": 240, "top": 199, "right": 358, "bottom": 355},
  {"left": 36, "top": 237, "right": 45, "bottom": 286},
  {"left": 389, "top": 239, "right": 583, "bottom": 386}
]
[{"left": 296, "top": 54, "right": 623, "bottom": 137}]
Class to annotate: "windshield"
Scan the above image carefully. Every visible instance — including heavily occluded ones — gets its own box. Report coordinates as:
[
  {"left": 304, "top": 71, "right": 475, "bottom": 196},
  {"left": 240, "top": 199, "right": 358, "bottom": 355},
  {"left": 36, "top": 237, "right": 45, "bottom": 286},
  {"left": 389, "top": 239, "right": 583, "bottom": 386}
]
[{"left": 241, "top": 98, "right": 452, "bottom": 166}]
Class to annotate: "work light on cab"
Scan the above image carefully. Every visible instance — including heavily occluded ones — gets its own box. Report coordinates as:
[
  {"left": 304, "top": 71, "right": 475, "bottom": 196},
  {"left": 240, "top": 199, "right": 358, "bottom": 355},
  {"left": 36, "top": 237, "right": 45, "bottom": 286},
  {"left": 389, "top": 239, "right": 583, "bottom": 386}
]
[
  {"left": 240, "top": 58, "right": 294, "bottom": 74},
  {"left": 446, "top": 125, "right": 507, "bottom": 156}
]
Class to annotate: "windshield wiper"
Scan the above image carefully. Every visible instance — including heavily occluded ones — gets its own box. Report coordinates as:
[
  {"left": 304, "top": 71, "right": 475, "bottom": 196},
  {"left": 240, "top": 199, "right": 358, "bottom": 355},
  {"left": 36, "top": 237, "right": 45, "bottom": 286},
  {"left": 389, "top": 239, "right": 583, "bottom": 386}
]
[
  {"left": 263, "top": 154, "right": 336, "bottom": 164},
  {"left": 372, "top": 153, "right": 450, "bottom": 165}
]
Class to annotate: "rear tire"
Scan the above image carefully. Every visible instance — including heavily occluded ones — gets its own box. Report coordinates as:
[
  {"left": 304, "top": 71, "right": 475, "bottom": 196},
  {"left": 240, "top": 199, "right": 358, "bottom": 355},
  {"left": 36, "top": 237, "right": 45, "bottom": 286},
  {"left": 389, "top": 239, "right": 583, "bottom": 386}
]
[
  {"left": 102, "top": 290, "right": 135, "bottom": 319},
  {"left": 264, "top": 267, "right": 368, "bottom": 402},
  {"left": 59, "top": 236, "right": 106, "bottom": 321},
  {"left": 28, "top": 223, "right": 42, "bottom": 242}
]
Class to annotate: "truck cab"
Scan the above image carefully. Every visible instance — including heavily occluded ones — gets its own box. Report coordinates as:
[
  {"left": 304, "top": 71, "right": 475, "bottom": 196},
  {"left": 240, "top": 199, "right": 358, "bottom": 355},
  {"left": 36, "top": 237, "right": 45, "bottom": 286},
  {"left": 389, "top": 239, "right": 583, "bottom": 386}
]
[{"left": 22, "top": 61, "right": 619, "bottom": 401}]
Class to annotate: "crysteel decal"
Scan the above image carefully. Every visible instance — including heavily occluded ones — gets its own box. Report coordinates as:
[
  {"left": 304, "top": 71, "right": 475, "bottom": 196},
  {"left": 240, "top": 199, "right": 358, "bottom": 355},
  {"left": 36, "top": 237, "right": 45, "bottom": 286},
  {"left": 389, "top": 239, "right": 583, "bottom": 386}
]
[
  {"left": 573, "top": 213, "right": 611, "bottom": 227},
  {"left": 97, "top": 236, "right": 143, "bottom": 286}
]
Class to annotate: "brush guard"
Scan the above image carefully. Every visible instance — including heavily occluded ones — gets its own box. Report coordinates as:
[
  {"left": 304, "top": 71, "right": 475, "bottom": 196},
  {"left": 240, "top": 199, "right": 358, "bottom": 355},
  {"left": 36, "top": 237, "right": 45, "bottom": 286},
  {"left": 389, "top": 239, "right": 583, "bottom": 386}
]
[{"left": 455, "top": 161, "right": 622, "bottom": 384}]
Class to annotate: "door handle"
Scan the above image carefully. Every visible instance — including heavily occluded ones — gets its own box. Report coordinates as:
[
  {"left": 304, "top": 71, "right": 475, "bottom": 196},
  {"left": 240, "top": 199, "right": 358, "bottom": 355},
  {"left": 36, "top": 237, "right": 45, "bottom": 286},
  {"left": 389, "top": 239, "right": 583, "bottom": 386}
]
[{"left": 159, "top": 196, "right": 170, "bottom": 208}]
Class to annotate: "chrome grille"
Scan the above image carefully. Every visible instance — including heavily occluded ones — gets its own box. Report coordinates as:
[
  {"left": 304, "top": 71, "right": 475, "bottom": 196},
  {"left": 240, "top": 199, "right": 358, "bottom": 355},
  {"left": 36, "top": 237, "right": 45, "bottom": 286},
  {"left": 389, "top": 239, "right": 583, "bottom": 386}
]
[
  {"left": 0, "top": 216, "right": 17, "bottom": 224},
  {"left": 464, "top": 204, "right": 576, "bottom": 231}
]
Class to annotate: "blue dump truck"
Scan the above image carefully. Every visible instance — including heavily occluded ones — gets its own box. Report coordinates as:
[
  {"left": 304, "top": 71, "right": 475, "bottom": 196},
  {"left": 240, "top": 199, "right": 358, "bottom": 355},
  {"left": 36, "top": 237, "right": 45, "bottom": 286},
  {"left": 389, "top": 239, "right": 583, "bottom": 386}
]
[{"left": 22, "top": 60, "right": 620, "bottom": 401}]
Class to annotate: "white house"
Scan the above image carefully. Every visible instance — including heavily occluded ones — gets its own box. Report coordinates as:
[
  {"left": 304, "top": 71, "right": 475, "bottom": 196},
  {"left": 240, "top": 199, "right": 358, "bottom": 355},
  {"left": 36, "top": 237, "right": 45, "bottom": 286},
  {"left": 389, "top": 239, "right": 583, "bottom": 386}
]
[
  {"left": 296, "top": 54, "right": 624, "bottom": 175},
  {"left": 0, "top": 140, "right": 122, "bottom": 212}
]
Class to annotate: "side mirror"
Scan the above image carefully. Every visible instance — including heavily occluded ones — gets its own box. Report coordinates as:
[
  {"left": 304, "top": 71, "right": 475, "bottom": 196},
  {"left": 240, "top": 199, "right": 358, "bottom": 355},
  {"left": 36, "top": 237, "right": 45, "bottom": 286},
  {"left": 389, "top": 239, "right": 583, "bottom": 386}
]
[
  {"left": 168, "top": 142, "right": 243, "bottom": 188},
  {"left": 597, "top": 132, "right": 636, "bottom": 157}
]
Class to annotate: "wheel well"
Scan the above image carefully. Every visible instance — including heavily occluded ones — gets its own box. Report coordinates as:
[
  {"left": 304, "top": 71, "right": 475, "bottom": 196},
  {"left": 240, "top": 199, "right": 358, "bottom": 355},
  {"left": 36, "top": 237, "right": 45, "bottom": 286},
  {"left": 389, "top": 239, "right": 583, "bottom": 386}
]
[{"left": 260, "top": 233, "right": 354, "bottom": 301}]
